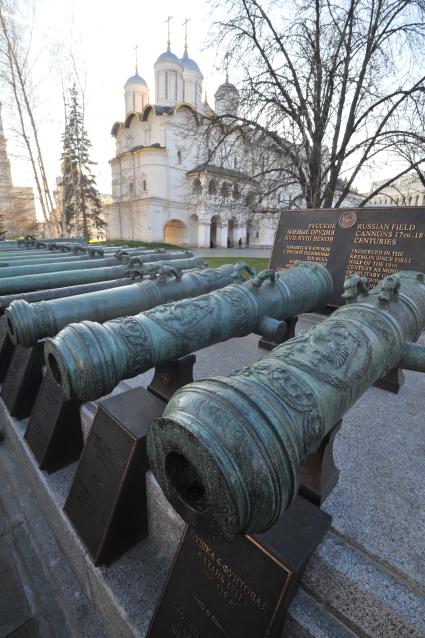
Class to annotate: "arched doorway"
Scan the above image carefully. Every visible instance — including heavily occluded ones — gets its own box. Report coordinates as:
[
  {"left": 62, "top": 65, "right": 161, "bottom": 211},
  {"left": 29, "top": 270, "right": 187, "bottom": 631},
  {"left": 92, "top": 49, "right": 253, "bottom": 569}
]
[
  {"left": 228, "top": 218, "right": 237, "bottom": 247},
  {"left": 164, "top": 219, "right": 188, "bottom": 245},
  {"left": 188, "top": 214, "right": 199, "bottom": 245},
  {"left": 210, "top": 214, "right": 222, "bottom": 247}
]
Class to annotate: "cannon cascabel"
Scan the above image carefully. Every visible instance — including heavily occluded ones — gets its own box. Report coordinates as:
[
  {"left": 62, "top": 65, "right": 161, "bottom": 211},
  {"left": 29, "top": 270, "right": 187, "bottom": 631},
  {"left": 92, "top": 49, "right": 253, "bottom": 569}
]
[
  {"left": 6, "top": 263, "right": 244, "bottom": 346},
  {"left": 146, "top": 271, "right": 425, "bottom": 543},
  {"left": 44, "top": 262, "right": 332, "bottom": 402}
]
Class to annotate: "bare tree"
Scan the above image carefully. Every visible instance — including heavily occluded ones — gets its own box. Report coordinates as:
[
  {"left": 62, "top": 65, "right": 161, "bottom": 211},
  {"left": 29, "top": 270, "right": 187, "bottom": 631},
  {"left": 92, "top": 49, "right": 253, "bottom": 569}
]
[
  {"left": 203, "top": 0, "right": 425, "bottom": 208},
  {"left": 0, "top": 0, "right": 55, "bottom": 226}
]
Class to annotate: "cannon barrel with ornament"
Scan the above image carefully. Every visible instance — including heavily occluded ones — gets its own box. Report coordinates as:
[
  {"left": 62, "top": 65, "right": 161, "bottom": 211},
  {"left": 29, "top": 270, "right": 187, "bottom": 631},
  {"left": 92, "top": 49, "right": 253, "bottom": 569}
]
[
  {"left": 44, "top": 262, "right": 333, "bottom": 402},
  {"left": 146, "top": 271, "right": 425, "bottom": 543},
  {"left": 6, "top": 263, "right": 249, "bottom": 347}
]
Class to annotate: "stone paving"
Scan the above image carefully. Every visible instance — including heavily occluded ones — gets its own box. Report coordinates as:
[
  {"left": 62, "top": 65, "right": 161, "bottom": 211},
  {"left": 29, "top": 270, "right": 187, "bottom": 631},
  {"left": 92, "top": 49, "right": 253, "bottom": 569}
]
[{"left": 0, "top": 428, "right": 107, "bottom": 637}]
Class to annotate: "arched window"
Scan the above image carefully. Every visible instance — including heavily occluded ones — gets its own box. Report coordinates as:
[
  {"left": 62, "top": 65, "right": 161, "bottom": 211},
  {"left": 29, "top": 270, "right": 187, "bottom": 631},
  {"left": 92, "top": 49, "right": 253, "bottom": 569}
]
[
  {"left": 129, "top": 182, "right": 134, "bottom": 193},
  {"left": 208, "top": 179, "right": 217, "bottom": 195},
  {"left": 193, "top": 178, "right": 202, "bottom": 195},
  {"left": 233, "top": 157, "right": 238, "bottom": 169},
  {"left": 220, "top": 182, "right": 230, "bottom": 198},
  {"left": 246, "top": 191, "right": 255, "bottom": 207},
  {"left": 143, "top": 180, "right": 147, "bottom": 192},
  {"left": 177, "top": 150, "right": 182, "bottom": 165},
  {"left": 415, "top": 194, "right": 419, "bottom": 205},
  {"left": 233, "top": 183, "right": 241, "bottom": 199}
]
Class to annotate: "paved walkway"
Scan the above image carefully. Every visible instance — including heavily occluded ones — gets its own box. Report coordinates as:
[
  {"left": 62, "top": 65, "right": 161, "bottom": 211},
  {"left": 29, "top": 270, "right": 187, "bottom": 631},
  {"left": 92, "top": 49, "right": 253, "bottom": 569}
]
[{"left": 191, "top": 246, "right": 271, "bottom": 258}]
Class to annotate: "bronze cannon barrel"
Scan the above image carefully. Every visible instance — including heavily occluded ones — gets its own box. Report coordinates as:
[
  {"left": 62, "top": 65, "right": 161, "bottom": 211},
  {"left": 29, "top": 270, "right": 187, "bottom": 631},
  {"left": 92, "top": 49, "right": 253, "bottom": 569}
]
[
  {"left": 0, "top": 249, "right": 54, "bottom": 257},
  {"left": 44, "top": 262, "right": 333, "bottom": 402},
  {"left": 0, "top": 255, "right": 122, "bottom": 277},
  {"left": 0, "top": 247, "right": 160, "bottom": 264},
  {"left": 7, "top": 264, "right": 243, "bottom": 346},
  {"left": 0, "top": 277, "right": 135, "bottom": 315},
  {"left": 0, "top": 250, "right": 194, "bottom": 278},
  {"left": 0, "top": 256, "right": 204, "bottom": 296},
  {"left": 0, "top": 252, "right": 106, "bottom": 266},
  {"left": 147, "top": 271, "right": 425, "bottom": 542}
]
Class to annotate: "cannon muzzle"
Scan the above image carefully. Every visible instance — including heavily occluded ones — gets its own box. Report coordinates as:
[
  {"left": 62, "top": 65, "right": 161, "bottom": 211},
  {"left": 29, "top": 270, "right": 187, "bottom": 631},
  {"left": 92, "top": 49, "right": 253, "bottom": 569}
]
[{"left": 147, "top": 271, "right": 425, "bottom": 542}]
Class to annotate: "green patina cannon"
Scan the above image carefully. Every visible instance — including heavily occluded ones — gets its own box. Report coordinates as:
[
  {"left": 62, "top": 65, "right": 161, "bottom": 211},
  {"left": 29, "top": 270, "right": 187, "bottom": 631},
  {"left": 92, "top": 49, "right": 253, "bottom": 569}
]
[
  {"left": 44, "top": 262, "right": 333, "bottom": 402},
  {"left": 0, "top": 256, "right": 204, "bottom": 296},
  {"left": 0, "top": 277, "right": 141, "bottom": 315},
  {"left": 6, "top": 263, "right": 246, "bottom": 346},
  {"left": 0, "top": 277, "right": 136, "bottom": 315},
  {"left": 0, "top": 250, "right": 193, "bottom": 278},
  {"left": 0, "top": 252, "right": 106, "bottom": 266},
  {"left": 147, "top": 271, "right": 425, "bottom": 542},
  {"left": 0, "top": 247, "right": 163, "bottom": 265}
]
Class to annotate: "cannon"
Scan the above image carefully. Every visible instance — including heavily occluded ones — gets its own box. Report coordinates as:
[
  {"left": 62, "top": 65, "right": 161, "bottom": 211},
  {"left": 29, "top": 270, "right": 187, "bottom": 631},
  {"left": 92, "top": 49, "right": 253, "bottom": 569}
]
[
  {"left": 147, "top": 271, "right": 425, "bottom": 543},
  {"left": 0, "top": 256, "right": 204, "bottom": 296},
  {"left": 0, "top": 252, "right": 106, "bottom": 266},
  {"left": 7, "top": 263, "right": 246, "bottom": 346},
  {"left": 0, "top": 247, "right": 162, "bottom": 265},
  {"left": 44, "top": 262, "right": 333, "bottom": 402},
  {"left": 0, "top": 250, "right": 193, "bottom": 278},
  {"left": 0, "top": 277, "right": 136, "bottom": 315}
]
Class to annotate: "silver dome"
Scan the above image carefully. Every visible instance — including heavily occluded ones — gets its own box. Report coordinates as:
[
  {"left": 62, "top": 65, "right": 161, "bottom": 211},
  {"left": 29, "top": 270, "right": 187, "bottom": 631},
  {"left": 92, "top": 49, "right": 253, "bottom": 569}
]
[
  {"left": 180, "top": 48, "right": 201, "bottom": 73},
  {"left": 214, "top": 81, "right": 239, "bottom": 99},
  {"left": 125, "top": 72, "right": 147, "bottom": 87},
  {"left": 156, "top": 47, "right": 181, "bottom": 65}
]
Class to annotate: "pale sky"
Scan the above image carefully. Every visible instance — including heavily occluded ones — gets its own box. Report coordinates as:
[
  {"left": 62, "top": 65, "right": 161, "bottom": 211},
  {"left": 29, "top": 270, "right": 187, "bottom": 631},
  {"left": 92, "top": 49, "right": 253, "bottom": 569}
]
[
  {"left": 2, "top": 0, "right": 224, "bottom": 212},
  {"left": 1, "top": 0, "right": 385, "bottom": 218}
]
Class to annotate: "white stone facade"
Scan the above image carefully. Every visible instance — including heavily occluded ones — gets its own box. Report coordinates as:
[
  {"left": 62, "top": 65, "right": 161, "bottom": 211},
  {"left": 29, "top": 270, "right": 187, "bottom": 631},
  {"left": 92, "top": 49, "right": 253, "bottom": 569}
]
[
  {"left": 105, "top": 45, "right": 277, "bottom": 248},
  {"left": 369, "top": 173, "right": 425, "bottom": 207}
]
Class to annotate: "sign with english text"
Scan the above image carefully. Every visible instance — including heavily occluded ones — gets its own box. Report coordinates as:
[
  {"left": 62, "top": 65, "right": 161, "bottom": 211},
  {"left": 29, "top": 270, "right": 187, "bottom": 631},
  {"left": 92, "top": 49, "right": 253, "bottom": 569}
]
[{"left": 269, "top": 207, "right": 425, "bottom": 307}]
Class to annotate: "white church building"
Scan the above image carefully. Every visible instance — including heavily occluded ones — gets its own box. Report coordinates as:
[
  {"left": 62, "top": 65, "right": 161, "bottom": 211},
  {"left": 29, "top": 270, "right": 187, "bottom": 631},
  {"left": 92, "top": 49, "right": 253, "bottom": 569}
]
[{"left": 105, "top": 39, "right": 278, "bottom": 248}]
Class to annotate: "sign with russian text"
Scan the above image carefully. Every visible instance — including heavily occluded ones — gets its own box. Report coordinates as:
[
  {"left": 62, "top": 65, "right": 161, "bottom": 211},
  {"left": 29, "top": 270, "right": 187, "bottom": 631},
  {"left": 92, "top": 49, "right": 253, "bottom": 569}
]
[{"left": 269, "top": 207, "right": 425, "bottom": 306}]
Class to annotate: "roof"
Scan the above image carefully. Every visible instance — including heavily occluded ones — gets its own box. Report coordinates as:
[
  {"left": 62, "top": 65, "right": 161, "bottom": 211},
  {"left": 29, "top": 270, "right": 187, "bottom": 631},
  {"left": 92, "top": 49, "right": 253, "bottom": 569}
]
[
  {"left": 214, "top": 81, "right": 239, "bottom": 99},
  {"left": 180, "top": 48, "right": 201, "bottom": 73},
  {"left": 156, "top": 47, "right": 180, "bottom": 65},
  {"left": 125, "top": 72, "right": 147, "bottom": 87},
  {"left": 114, "top": 143, "right": 166, "bottom": 159},
  {"left": 186, "top": 163, "right": 250, "bottom": 181}
]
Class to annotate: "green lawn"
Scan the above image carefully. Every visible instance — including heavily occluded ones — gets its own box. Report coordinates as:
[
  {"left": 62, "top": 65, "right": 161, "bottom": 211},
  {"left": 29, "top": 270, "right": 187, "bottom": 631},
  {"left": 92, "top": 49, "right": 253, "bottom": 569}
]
[
  {"left": 94, "top": 241, "right": 269, "bottom": 272},
  {"left": 202, "top": 256, "right": 269, "bottom": 272}
]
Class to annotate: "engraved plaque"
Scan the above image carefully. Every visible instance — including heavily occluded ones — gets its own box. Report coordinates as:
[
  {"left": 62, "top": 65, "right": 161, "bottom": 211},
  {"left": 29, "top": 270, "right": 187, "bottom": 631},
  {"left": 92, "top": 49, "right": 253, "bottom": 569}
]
[
  {"left": 64, "top": 386, "right": 165, "bottom": 565},
  {"left": 24, "top": 371, "right": 82, "bottom": 473},
  {"left": 0, "top": 343, "right": 44, "bottom": 418},
  {"left": 148, "top": 497, "right": 331, "bottom": 638},
  {"left": 270, "top": 207, "right": 425, "bottom": 306}
]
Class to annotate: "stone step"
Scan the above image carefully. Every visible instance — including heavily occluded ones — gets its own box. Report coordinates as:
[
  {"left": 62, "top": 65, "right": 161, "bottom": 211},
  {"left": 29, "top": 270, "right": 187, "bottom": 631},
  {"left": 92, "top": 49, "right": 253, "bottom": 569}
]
[
  {"left": 300, "top": 531, "right": 425, "bottom": 637},
  {"left": 0, "top": 431, "right": 108, "bottom": 638},
  {"left": 285, "top": 589, "right": 356, "bottom": 638}
]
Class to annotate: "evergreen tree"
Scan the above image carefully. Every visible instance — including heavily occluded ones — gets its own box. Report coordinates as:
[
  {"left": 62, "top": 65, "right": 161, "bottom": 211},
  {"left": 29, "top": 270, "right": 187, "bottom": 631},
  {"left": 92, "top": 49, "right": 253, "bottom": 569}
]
[
  {"left": 61, "top": 85, "right": 105, "bottom": 240},
  {"left": 0, "top": 210, "right": 6, "bottom": 239}
]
